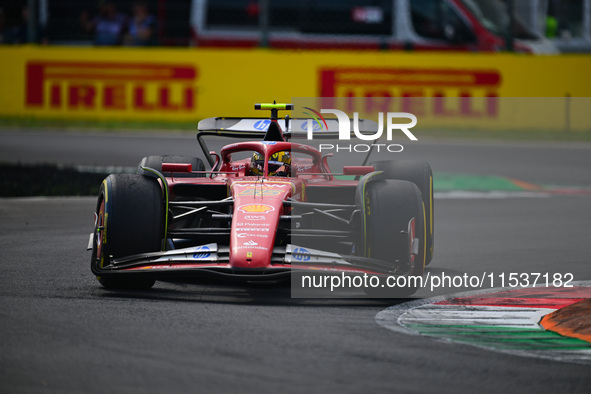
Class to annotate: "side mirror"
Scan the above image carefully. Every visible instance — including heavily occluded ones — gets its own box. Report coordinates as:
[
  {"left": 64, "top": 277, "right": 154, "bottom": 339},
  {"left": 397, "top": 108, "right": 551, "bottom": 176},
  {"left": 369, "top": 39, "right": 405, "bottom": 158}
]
[
  {"left": 209, "top": 151, "right": 220, "bottom": 172},
  {"left": 162, "top": 163, "right": 192, "bottom": 173},
  {"left": 343, "top": 166, "right": 375, "bottom": 176}
]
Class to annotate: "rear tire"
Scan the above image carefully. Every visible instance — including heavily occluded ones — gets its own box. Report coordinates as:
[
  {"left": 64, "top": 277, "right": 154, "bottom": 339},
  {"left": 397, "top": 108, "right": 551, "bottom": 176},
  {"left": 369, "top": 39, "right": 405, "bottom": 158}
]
[
  {"left": 371, "top": 160, "right": 434, "bottom": 265},
  {"left": 138, "top": 155, "right": 206, "bottom": 177},
  {"left": 359, "top": 179, "right": 426, "bottom": 297},
  {"left": 91, "top": 174, "right": 164, "bottom": 289}
]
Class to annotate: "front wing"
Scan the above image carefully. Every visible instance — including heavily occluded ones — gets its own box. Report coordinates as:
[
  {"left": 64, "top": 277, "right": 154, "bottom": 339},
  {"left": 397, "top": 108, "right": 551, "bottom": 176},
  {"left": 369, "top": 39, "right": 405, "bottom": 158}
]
[{"left": 89, "top": 241, "right": 401, "bottom": 282}]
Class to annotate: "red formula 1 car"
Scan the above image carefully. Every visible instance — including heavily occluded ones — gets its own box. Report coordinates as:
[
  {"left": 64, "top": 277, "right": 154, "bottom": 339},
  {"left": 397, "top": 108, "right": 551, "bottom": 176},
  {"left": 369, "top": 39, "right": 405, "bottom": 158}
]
[{"left": 88, "top": 103, "right": 434, "bottom": 296}]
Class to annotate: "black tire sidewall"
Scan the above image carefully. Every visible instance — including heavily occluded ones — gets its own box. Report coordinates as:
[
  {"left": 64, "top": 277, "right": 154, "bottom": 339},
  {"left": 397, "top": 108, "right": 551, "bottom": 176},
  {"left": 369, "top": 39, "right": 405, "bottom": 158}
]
[
  {"left": 91, "top": 174, "right": 164, "bottom": 289},
  {"left": 360, "top": 179, "right": 426, "bottom": 297},
  {"left": 371, "top": 160, "right": 434, "bottom": 265}
]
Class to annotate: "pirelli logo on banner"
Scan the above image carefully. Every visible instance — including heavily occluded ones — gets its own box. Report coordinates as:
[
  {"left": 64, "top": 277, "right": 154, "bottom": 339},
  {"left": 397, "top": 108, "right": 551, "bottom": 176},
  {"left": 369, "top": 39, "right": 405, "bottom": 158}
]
[
  {"left": 319, "top": 67, "right": 502, "bottom": 118},
  {"left": 26, "top": 61, "right": 197, "bottom": 112}
]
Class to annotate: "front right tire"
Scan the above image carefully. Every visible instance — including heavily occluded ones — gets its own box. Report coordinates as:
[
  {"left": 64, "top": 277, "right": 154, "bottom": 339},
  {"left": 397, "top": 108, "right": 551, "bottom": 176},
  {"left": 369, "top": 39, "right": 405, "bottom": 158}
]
[
  {"left": 359, "top": 179, "right": 426, "bottom": 297},
  {"left": 371, "top": 160, "right": 434, "bottom": 265}
]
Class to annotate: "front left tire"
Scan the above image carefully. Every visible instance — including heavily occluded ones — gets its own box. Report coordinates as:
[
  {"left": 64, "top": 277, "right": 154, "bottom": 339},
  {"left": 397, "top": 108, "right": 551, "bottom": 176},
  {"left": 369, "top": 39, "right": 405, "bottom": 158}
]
[{"left": 91, "top": 174, "right": 164, "bottom": 289}]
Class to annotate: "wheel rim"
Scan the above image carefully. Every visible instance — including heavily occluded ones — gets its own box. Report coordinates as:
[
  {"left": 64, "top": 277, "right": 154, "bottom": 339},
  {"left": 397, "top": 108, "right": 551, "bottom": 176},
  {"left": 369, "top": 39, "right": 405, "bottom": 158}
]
[
  {"left": 408, "top": 217, "right": 415, "bottom": 269},
  {"left": 96, "top": 199, "right": 105, "bottom": 266}
]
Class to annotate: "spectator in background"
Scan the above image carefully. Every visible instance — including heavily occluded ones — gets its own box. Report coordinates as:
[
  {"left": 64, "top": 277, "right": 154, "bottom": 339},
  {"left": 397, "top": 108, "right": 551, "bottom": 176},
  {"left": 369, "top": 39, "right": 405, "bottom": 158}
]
[
  {"left": 124, "top": 2, "right": 156, "bottom": 46},
  {"left": 0, "top": 8, "right": 4, "bottom": 43},
  {"left": 80, "top": 2, "right": 127, "bottom": 46},
  {"left": 1, "top": 5, "right": 27, "bottom": 44}
]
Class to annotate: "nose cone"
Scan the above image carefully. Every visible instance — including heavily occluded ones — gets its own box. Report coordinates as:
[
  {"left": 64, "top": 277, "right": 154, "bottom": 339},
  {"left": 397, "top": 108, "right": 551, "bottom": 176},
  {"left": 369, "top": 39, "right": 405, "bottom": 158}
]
[{"left": 228, "top": 181, "right": 292, "bottom": 268}]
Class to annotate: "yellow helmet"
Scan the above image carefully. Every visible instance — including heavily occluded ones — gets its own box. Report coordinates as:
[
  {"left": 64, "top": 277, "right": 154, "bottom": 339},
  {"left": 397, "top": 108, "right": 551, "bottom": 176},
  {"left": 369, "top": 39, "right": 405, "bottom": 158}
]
[{"left": 251, "top": 151, "right": 291, "bottom": 176}]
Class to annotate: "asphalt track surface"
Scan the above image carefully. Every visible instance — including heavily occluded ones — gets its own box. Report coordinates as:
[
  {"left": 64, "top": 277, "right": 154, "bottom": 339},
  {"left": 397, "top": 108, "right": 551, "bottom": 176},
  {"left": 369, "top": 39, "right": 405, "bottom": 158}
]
[{"left": 1, "top": 130, "right": 591, "bottom": 393}]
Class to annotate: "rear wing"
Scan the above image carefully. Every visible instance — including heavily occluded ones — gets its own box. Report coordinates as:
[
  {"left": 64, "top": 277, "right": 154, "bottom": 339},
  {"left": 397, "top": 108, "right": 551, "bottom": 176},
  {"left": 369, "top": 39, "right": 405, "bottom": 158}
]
[{"left": 197, "top": 117, "right": 378, "bottom": 137}]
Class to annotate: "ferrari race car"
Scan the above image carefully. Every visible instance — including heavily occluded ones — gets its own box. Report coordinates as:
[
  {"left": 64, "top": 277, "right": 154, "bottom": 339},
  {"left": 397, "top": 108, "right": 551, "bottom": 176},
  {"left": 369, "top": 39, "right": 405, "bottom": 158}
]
[{"left": 88, "top": 103, "right": 434, "bottom": 296}]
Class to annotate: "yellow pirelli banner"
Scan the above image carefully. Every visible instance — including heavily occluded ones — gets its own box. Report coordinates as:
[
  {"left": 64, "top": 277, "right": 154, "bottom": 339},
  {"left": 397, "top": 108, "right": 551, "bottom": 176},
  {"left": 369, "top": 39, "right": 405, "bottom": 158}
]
[{"left": 0, "top": 46, "right": 589, "bottom": 130}]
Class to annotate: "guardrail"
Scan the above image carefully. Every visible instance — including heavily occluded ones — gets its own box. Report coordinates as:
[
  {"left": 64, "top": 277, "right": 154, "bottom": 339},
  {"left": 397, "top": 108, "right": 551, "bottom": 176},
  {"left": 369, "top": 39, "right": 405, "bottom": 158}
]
[{"left": 0, "top": 46, "right": 590, "bottom": 131}]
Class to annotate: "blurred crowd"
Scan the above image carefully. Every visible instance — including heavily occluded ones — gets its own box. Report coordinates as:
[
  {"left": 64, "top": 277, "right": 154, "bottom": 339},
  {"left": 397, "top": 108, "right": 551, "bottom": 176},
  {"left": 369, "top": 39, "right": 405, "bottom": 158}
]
[
  {"left": 0, "top": 0, "right": 589, "bottom": 52},
  {"left": 0, "top": 3, "right": 43, "bottom": 44},
  {"left": 80, "top": 1, "right": 155, "bottom": 46},
  {"left": 0, "top": 1, "right": 155, "bottom": 46}
]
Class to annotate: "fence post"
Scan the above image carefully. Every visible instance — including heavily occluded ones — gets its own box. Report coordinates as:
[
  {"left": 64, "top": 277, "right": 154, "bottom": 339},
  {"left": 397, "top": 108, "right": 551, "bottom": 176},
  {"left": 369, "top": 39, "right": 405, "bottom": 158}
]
[
  {"left": 27, "top": 0, "right": 37, "bottom": 43},
  {"left": 259, "top": 0, "right": 269, "bottom": 47},
  {"left": 506, "top": 0, "right": 515, "bottom": 52}
]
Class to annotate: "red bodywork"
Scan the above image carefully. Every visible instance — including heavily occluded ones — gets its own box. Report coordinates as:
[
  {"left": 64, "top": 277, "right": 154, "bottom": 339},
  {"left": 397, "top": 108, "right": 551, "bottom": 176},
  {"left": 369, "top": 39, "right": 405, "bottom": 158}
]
[
  {"left": 125, "top": 136, "right": 376, "bottom": 276},
  {"left": 163, "top": 141, "right": 356, "bottom": 268}
]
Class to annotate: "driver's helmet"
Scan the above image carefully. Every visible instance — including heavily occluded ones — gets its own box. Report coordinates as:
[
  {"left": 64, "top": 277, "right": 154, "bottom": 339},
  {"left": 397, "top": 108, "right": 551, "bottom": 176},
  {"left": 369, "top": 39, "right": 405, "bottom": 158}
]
[{"left": 251, "top": 151, "right": 291, "bottom": 177}]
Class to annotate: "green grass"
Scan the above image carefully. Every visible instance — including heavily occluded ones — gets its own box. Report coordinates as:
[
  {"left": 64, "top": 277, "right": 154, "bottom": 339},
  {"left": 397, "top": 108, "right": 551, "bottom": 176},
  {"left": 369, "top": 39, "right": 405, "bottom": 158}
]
[
  {"left": 417, "top": 128, "right": 591, "bottom": 141},
  {"left": 434, "top": 173, "right": 525, "bottom": 191}
]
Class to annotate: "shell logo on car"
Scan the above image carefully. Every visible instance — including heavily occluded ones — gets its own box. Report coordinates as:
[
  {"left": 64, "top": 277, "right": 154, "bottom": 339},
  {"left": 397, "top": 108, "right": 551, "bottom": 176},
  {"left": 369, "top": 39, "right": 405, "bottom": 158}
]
[{"left": 237, "top": 204, "right": 275, "bottom": 213}]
